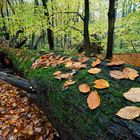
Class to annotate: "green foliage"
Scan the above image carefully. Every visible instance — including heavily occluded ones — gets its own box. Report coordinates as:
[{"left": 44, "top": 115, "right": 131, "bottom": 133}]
[
  {"left": 4, "top": 4, "right": 48, "bottom": 36},
  {"left": 115, "top": 11, "right": 140, "bottom": 52},
  {"left": 0, "top": 0, "right": 139, "bottom": 53}
]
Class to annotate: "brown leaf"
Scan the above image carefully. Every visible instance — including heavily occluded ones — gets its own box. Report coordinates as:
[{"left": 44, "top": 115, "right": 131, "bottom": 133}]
[
  {"left": 78, "top": 57, "right": 89, "bottom": 63},
  {"left": 116, "top": 106, "right": 140, "bottom": 120},
  {"left": 72, "top": 62, "right": 87, "bottom": 69},
  {"left": 93, "top": 79, "right": 109, "bottom": 89},
  {"left": 55, "top": 73, "right": 73, "bottom": 80},
  {"left": 88, "top": 68, "right": 101, "bottom": 74},
  {"left": 110, "top": 70, "right": 125, "bottom": 79},
  {"left": 65, "top": 61, "right": 73, "bottom": 68},
  {"left": 123, "top": 88, "right": 140, "bottom": 102},
  {"left": 107, "top": 60, "right": 125, "bottom": 66},
  {"left": 1, "top": 128, "right": 10, "bottom": 137},
  {"left": 123, "top": 67, "right": 139, "bottom": 80},
  {"left": 35, "top": 127, "right": 42, "bottom": 133},
  {"left": 79, "top": 84, "right": 90, "bottom": 93},
  {"left": 63, "top": 80, "right": 76, "bottom": 88},
  {"left": 91, "top": 59, "right": 101, "bottom": 67},
  {"left": 28, "top": 129, "right": 34, "bottom": 135},
  {"left": 87, "top": 91, "right": 100, "bottom": 110},
  {"left": 39, "top": 55, "right": 48, "bottom": 62},
  {"left": 53, "top": 71, "right": 62, "bottom": 76}
]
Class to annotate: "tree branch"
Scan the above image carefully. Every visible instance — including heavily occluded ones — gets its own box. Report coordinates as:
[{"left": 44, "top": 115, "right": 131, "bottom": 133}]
[
  {"left": 50, "top": 11, "right": 84, "bottom": 21},
  {"left": 6, "top": 0, "right": 15, "bottom": 15}
]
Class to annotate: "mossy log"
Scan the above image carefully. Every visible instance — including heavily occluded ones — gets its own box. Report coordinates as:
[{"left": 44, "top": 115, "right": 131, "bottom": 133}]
[{"left": 0, "top": 47, "right": 140, "bottom": 140}]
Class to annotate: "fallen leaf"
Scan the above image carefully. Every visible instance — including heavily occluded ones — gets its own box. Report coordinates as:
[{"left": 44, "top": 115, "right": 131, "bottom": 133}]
[
  {"left": 93, "top": 79, "right": 109, "bottom": 89},
  {"left": 123, "top": 67, "right": 139, "bottom": 80},
  {"left": 91, "top": 59, "right": 101, "bottom": 67},
  {"left": 87, "top": 91, "right": 100, "bottom": 110},
  {"left": 78, "top": 57, "right": 89, "bottom": 63},
  {"left": 28, "top": 129, "right": 34, "bottom": 135},
  {"left": 123, "top": 88, "right": 140, "bottom": 102},
  {"left": 107, "top": 60, "right": 125, "bottom": 66},
  {"left": 65, "top": 61, "right": 73, "bottom": 68},
  {"left": 73, "top": 62, "right": 87, "bottom": 69},
  {"left": 116, "top": 106, "right": 140, "bottom": 120},
  {"left": 14, "top": 128, "right": 18, "bottom": 133},
  {"left": 55, "top": 73, "right": 73, "bottom": 80},
  {"left": 88, "top": 68, "right": 101, "bottom": 74},
  {"left": 110, "top": 70, "right": 125, "bottom": 79},
  {"left": 79, "top": 84, "right": 90, "bottom": 93},
  {"left": 39, "top": 55, "right": 48, "bottom": 62},
  {"left": 53, "top": 71, "right": 62, "bottom": 76},
  {"left": 35, "top": 127, "right": 42, "bottom": 133},
  {"left": 63, "top": 80, "right": 76, "bottom": 88},
  {"left": 1, "top": 128, "right": 10, "bottom": 137}
]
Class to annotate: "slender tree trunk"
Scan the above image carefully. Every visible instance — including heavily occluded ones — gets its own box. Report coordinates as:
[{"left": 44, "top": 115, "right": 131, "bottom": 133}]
[
  {"left": 106, "top": 0, "right": 116, "bottom": 59},
  {"left": 41, "top": 0, "right": 54, "bottom": 50},
  {"left": 84, "top": 0, "right": 90, "bottom": 56},
  {"left": 122, "top": 0, "right": 126, "bottom": 17}
]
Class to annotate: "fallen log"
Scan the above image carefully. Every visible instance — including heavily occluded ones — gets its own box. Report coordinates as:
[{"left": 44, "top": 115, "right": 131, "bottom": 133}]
[
  {"left": 0, "top": 71, "right": 36, "bottom": 93},
  {"left": 0, "top": 47, "right": 140, "bottom": 140}
]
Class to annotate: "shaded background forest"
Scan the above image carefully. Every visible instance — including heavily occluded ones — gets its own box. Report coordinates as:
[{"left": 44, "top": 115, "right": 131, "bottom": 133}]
[{"left": 0, "top": 0, "right": 140, "bottom": 55}]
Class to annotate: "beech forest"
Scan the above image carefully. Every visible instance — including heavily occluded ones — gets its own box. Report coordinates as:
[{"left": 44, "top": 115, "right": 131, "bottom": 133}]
[{"left": 0, "top": 0, "right": 140, "bottom": 140}]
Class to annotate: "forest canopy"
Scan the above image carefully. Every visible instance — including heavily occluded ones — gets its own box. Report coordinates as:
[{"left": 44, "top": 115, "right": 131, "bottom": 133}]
[{"left": 0, "top": 0, "right": 140, "bottom": 55}]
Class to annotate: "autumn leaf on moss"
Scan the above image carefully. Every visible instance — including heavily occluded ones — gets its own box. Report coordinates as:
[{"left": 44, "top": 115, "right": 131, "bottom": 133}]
[
  {"left": 40, "top": 55, "right": 49, "bottom": 62},
  {"left": 79, "top": 84, "right": 90, "bottom": 93},
  {"left": 123, "top": 88, "right": 140, "bottom": 102},
  {"left": 53, "top": 71, "right": 62, "bottom": 76},
  {"left": 78, "top": 57, "right": 89, "bottom": 63},
  {"left": 63, "top": 80, "right": 76, "bottom": 88},
  {"left": 110, "top": 70, "right": 125, "bottom": 79},
  {"left": 65, "top": 61, "right": 86, "bottom": 70},
  {"left": 88, "top": 68, "right": 101, "bottom": 74},
  {"left": 93, "top": 79, "right": 109, "bottom": 89},
  {"left": 87, "top": 91, "right": 100, "bottom": 110},
  {"left": 116, "top": 106, "right": 140, "bottom": 120},
  {"left": 91, "top": 59, "right": 101, "bottom": 67},
  {"left": 65, "top": 61, "right": 73, "bottom": 68},
  {"left": 54, "top": 73, "right": 73, "bottom": 80},
  {"left": 123, "top": 67, "right": 139, "bottom": 80},
  {"left": 110, "top": 67, "right": 139, "bottom": 80}
]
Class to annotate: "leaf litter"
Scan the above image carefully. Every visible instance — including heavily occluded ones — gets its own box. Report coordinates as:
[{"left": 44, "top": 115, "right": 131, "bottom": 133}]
[{"left": 0, "top": 81, "right": 59, "bottom": 140}]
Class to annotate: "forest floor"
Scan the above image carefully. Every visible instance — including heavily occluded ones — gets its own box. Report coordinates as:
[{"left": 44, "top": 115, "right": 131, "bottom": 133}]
[
  {"left": 113, "top": 53, "right": 140, "bottom": 67},
  {"left": 97, "top": 53, "right": 140, "bottom": 67},
  {"left": 0, "top": 80, "right": 58, "bottom": 140}
]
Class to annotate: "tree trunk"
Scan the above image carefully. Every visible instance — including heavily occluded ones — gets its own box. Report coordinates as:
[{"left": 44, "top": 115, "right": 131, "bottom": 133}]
[
  {"left": 106, "top": 0, "right": 116, "bottom": 59},
  {"left": 41, "top": 0, "right": 54, "bottom": 50},
  {"left": 84, "top": 0, "right": 90, "bottom": 56}
]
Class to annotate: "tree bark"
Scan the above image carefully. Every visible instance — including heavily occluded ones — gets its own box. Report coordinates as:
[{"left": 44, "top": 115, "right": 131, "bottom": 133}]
[
  {"left": 0, "top": 71, "right": 36, "bottom": 94},
  {"left": 84, "top": 0, "right": 90, "bottom": 56},
  {"left": 106, "top": 0, "right": 116, "bottom": 59},
  {"left": 41, "top": 0, "right": 54, "bottom": 50}
]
